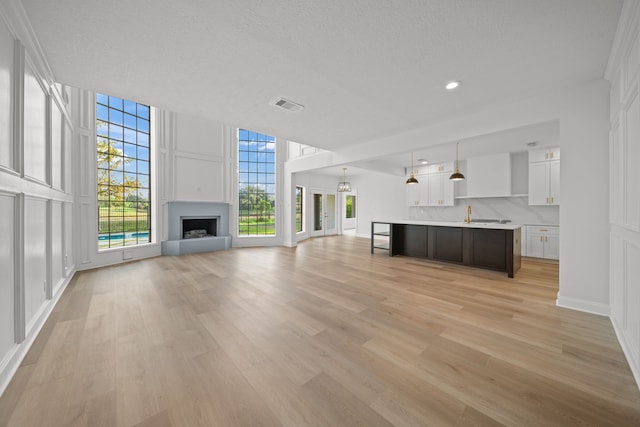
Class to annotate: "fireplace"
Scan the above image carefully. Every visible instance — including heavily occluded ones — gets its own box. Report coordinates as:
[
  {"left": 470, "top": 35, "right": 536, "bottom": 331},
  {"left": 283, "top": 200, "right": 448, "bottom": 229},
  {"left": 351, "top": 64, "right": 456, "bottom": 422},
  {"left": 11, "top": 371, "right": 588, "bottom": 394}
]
[
  {"left": 181, "top": 216, "right": 218, "bottom": 239},
  {"left": 162, "top": 202, "right": 232, "bottom": 255}
]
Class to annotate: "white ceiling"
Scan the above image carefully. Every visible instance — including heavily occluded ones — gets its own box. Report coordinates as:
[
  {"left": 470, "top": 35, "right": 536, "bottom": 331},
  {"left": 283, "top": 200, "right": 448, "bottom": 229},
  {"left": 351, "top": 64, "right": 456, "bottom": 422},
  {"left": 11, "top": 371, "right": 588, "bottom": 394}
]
[
  {"left": 22, "top": 0, "right": 620, "bottom": 155},
  {"left": 312, "top": 119, "right": 560, "bottom": 176}
]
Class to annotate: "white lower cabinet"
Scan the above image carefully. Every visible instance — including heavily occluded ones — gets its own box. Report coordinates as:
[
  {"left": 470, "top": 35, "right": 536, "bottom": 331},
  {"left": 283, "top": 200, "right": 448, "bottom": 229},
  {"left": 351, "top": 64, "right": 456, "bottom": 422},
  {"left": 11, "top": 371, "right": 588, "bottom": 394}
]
[{"left": 525, "top": 225, "right": 559, "bottom": 260}]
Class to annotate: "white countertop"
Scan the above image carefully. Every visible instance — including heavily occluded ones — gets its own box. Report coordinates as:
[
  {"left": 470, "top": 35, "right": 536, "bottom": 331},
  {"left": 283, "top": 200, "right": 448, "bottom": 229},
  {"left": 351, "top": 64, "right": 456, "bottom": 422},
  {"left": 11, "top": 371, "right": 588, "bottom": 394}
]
[{"left": 372, "top": 219, "right": 522, "bottom": 230}]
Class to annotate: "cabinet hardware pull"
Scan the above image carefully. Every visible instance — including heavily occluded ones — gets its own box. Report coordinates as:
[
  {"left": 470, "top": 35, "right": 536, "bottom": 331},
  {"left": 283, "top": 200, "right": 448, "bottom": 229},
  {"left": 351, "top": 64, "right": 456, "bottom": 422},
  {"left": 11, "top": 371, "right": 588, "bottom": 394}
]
[
  {"left": 546, "top": 197, "right": 549, "bottom": 204},
  {"left": 551, "top": 197, "right": 554, "bottom": 203}
]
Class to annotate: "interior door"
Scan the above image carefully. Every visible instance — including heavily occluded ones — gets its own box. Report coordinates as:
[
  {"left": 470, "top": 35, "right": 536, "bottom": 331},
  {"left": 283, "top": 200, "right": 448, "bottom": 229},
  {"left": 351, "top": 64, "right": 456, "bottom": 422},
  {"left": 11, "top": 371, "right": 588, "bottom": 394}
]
[{"left": 311, "top": 191, "right": 337, "bottom": 237}]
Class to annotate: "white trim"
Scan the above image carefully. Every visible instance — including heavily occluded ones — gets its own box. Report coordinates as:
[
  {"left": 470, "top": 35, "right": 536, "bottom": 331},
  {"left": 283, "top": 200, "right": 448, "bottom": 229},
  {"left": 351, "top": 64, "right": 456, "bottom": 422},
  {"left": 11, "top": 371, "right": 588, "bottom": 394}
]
[{"left": 555, "top": 296, "right": 610, "bottom": 317}]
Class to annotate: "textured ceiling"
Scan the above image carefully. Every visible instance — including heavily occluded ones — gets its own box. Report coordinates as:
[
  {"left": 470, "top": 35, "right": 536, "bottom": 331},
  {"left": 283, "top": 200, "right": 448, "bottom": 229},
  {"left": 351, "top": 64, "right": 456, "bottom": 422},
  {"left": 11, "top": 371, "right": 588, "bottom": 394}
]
[{"left": 22, "top": 0, "right": 621, "bottom": 151}]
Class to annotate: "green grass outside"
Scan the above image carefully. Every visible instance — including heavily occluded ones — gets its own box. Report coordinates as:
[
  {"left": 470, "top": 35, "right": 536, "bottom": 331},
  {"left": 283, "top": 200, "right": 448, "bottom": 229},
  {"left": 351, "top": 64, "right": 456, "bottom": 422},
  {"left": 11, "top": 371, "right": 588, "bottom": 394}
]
[
  {"left": 238, "top": 221, "right": 275, "bottom": 235},
  {"left": 99, "top": 205, "right": 149, "bottom": 233}
]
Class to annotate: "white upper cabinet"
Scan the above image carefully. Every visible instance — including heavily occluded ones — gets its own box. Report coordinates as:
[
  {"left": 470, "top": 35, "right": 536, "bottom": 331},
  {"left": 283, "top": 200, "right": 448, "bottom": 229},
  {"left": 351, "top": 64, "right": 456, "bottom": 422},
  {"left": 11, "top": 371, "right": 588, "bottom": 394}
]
[
  {"left": 406, "top": 174, "right": 429, "bottom": 206},
  {"left": 528, "top": 147, "right": 560, "bottom": 206},
  {"left": 427, "top": 162, "right": 454, "bottom": 206},
  {"left": 528, "top": 147, "right": 560, "bottom": 163},
  {"left": 428, "top": 173, "right": 442, "bottom": 206},
  {"left": 406, "top": 162, "right": 454, "bottom": 207}
]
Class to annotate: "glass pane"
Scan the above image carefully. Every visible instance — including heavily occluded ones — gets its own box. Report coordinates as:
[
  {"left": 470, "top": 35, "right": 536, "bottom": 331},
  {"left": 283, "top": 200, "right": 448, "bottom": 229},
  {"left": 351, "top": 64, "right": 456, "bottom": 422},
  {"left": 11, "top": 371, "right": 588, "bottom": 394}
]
[
  {"left": 138, "top": 160, "right": 149, "bottom": 174},
  {"left": 97, "top": 121, "right": 109, "bottom": 137},
  {"left": 326, "top": 194, "right": 335, "bottom": 229},
  {"left": 110, "top": 139, "right": 123, "bottom": 153},
  {"left": 124, "top": 128, "right": 136, "bottom": 143},
  {"left": 124, "top": 172, "right": 137, "bottom": 184},
  {"left": 109, "top": 108, "right": 123, "bottom": 125},
  {"left": 96, "top": 93, "right": 109, "bottom": 105},
  {"left": 137, "top": 104, "right": 149, "bottom": 119},
  {"left": 137, "top": 146, "right": 149, "bottom": 161},
  {"left": 96, "top": 104, "right": 109, "bottom": 121},
  {"left": 137, "top": 131, "right": 149, "bottom": 146},
  {"left": 123, "top": 143, "right": 137, "bottom": 159},
  {"left": 110, "top": 155, "right": 123, "bottom": 171},
  {"left": 109, "top": 124, "right": 123, "bottom": 140},
  {"left": 314, "top": 194, "right": 323, "bottom": 231},
  {"left": 137, "top": 117, "right": 149, "bottom": 132},
  {"left": 138, "top": 174, "right": 149, "bottom": 187},
  {"left": 124, "top": 113, "right": 137, "bottom": 129},
  {"left": 124, "top": 100, "right": 137, "bottom": 115},
  {"left": 110, "top": 170, "right": 123, "bottom": 185},
  {"left": 124, "top": 159, "right": 137, "bottom": 173},
  {"left": 346, "top": 195, "right": 356, "bottom": 218},
  {"left": 137, "top": 188, "right": 149, "bottom": 200},
  {"left": 108, "top": 96, "right": 123, "bottom": 109}
]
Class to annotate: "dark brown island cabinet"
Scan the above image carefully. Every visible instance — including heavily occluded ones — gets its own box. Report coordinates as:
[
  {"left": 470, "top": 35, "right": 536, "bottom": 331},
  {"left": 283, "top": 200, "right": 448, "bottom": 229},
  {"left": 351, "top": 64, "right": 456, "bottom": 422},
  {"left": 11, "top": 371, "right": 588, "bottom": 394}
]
[{"left": 371, "top": 221, "right": 522, "bottom": 278}]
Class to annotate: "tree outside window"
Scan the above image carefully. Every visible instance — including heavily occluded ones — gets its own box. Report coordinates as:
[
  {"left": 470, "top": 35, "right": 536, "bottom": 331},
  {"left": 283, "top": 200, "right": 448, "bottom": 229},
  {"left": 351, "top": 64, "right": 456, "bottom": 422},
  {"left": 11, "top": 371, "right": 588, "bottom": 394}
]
[{"left": 346, "top": 195, "right": 356, "bottom": 219}]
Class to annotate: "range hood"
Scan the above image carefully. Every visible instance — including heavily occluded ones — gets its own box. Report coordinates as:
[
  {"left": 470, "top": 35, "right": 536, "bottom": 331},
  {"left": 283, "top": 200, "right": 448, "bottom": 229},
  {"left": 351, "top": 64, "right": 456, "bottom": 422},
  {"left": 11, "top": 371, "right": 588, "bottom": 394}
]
[{"left": 463, "top": 153, "right": 522, "bottom": 198}]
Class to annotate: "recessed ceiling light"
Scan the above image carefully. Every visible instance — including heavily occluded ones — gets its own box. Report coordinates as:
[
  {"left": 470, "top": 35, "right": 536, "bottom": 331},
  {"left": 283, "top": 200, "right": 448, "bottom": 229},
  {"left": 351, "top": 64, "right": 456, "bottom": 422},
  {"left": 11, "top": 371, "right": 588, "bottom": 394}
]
[
  {"left": 417, "top": 158, "right": 429, "bottom": 164},
  {"left": 445, "top": 81, "right": 461, "bottom": 90}
]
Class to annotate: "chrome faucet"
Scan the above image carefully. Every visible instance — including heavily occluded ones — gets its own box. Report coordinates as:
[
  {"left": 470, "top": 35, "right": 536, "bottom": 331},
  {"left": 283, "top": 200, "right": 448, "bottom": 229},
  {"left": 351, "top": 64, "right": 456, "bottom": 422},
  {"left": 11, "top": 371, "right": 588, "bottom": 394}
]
[{"left": 465, "top": 205, "right": 472, "bottom": 223}]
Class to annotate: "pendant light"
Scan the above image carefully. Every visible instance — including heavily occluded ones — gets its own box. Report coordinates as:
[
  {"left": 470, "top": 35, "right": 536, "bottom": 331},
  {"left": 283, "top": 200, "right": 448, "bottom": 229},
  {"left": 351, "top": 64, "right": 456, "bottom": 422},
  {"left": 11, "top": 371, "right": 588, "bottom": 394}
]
[
  {"left": 337, "top": 167, "right": 351, "bottom": 192},
  {"left": 406, "top": 152, "right": 419, "bottom": 184},
  {"left": 449, "top": 142, "right": 465, "bottom": 181}
]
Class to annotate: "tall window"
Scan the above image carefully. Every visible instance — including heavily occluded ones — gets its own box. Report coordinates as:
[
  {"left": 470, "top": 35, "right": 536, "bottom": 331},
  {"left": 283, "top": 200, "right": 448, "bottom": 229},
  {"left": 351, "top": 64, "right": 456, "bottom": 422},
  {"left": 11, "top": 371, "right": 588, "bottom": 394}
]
[
  {"left": 97, "top": 93, "right": 151, "bottom": 249},
  {"left": 238, "top": 129, "right": 276, "bottom": 236},
  {"left": 295, "top": 186, "right": 304, "bottom": 233}
]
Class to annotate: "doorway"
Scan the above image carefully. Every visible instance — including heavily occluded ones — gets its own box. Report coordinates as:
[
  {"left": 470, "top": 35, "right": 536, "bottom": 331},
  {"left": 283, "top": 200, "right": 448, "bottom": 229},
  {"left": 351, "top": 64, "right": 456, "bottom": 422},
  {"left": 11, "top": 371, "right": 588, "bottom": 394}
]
[{"left": 311, "top": 191, "right": 337, "bottom": 237}]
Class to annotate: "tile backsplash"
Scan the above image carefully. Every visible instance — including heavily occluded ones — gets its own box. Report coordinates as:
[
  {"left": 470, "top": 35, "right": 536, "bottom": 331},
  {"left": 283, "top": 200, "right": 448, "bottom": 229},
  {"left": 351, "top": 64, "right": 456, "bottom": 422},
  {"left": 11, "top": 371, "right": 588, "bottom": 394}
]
[{"left": 409, "top": 196, "right": 559, "bottom": 226}]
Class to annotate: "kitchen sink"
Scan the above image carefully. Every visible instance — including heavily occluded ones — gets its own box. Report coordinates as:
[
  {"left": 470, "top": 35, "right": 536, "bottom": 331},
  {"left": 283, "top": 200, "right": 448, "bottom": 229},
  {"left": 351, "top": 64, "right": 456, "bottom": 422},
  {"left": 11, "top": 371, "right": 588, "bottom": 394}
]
[{"left": 469, "top": 219, "right": 511, "bottom": 224}]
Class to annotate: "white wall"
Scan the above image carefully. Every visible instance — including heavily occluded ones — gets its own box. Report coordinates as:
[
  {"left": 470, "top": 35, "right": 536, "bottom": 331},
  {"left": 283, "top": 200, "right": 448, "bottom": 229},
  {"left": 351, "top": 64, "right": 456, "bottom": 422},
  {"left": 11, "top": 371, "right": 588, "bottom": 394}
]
[
  {"left": 606, "top": 0, "right": 640, "bottom": 388},
  {"left": 350, "top": 172, "right": 409, "bottom": 238},
  {"left": 0, "top": 2, "right": 75, "bottom": 396}
]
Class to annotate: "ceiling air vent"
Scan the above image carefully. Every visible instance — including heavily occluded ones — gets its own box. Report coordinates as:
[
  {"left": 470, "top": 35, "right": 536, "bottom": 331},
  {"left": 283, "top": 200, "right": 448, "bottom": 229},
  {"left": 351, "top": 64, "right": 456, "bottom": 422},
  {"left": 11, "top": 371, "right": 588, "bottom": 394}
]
[{"left": 271, "top": 97, "right": 304, "bottom": 112}]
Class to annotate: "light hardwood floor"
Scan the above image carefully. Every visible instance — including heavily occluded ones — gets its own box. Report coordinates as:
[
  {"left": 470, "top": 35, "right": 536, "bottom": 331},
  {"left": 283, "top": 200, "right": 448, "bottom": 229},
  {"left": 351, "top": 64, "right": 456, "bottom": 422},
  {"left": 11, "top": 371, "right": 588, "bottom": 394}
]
[{"left": 1, "top": 236, "right": 639, "bottom": 426}]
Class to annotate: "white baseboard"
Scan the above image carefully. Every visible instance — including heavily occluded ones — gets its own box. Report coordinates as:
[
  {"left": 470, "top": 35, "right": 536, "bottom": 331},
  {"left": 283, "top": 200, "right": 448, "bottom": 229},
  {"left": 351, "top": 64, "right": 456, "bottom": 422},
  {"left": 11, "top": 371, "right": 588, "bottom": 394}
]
[
  {"left": 555, "top": 295, "right": 610, "bottom": 317},
  {"left": 611, "top": 316, "right": 640, "bottom": 391},
  {"left": 0, "top": 268, "right": 76, "bottom": 397}
]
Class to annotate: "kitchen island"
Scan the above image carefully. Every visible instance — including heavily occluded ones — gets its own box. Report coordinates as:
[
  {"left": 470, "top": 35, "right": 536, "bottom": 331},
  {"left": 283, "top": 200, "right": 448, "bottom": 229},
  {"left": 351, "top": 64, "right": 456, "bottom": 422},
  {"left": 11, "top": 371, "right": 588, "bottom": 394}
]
[{"left": 371, "top": 220, "right": 522, "bottom": 277}]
